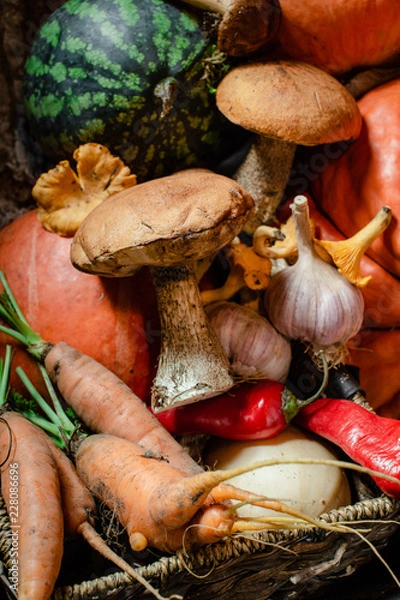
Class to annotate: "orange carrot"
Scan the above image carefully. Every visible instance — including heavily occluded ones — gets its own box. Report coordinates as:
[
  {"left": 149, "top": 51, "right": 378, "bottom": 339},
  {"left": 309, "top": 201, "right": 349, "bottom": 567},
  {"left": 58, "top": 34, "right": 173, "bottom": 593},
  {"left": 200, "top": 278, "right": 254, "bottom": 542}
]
[
  {"left": 48, "top": 441, "right": 97, "bottom": 540},
  {"left": 75, "top": 433, "right": 236, "bottom": 553},
  {"left": 75, "top": 433, "right": 333, "bottom": 554},
  {"left": 0, "top": 411, "right": 64, "bottom": 600},
  {"left": 14, "top": 359, "right": 242, "bottom": 553},
  {"left": 13, "top": 357, "right": 186, "bottom": 600},
  {"left": 44, "top": 342, "right": 202, "bottom": 476}
]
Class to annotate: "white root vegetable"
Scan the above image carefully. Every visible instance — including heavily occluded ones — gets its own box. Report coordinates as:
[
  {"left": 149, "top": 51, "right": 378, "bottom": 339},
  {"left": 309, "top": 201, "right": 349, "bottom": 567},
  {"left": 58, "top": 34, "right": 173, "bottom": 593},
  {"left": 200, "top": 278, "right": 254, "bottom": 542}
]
[{"left": 203, "top": 425, "right": 352, "bottom": 519}]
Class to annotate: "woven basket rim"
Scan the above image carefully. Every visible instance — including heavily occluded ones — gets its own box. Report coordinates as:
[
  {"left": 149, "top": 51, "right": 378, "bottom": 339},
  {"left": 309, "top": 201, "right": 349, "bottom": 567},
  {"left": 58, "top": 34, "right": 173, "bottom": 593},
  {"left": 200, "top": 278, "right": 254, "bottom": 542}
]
[
  {"left": 48, "top": 493, "right": 400, "bottom": 599},
  {"left": 0, "top": 485, "right": 399, "bottom": 599}
]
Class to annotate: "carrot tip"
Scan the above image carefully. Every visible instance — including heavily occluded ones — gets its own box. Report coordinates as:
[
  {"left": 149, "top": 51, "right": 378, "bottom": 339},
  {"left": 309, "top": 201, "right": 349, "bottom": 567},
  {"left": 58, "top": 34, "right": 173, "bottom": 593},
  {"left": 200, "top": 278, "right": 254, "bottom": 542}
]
[{"left": 130, "top": 531, "right": 149, "bottom": 552}]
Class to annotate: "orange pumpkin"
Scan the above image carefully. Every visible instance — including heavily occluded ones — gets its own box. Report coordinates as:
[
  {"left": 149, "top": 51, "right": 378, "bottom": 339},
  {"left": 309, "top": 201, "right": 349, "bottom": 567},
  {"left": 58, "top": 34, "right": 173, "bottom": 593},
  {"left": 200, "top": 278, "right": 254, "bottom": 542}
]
[
  {"left": 348, "top": 328, "right": 400, "bottom": 418},
  {"left": 274, "top": 0, "right": 400, "bottom": 75},
  {"left": 0, "top": 210, "right": 161, "bottom": 402},
  {"left": 311, "top": 79, "right": 400, "bottom": 278}
]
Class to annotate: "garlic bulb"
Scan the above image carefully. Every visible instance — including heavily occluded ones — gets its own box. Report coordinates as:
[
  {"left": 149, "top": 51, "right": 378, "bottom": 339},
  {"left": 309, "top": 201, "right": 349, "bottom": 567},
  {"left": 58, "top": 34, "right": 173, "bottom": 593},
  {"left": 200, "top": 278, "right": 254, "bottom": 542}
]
[
  {"left": 263, "top": 195, "right": 364, "bottom": 365},
  {"left": 205, "top": 300, "right": 292, "bottom": 382}
]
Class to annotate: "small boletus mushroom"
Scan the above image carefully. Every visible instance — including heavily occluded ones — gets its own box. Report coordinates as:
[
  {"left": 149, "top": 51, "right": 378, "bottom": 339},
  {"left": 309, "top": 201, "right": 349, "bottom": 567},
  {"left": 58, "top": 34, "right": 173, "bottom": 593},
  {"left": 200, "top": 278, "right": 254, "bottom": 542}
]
[
  {"left": 179, "top": 0, "right": 281, "bottom": 57},
  {"left": 71, "top": 169, "right": 254, "bottom": 412},
  {"left": 216, "top": 60, "right": 363, "bottom": 233}
]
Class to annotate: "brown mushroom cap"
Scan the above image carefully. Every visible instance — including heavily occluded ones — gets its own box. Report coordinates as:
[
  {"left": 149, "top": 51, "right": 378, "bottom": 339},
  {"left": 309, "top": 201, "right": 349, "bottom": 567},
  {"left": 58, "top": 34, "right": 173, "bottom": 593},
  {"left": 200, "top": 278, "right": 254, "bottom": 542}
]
[
  {"left": 71, "top": 169, "right": 254, "bottom": 277},
  {"left": 216, "top": 60, "right": 362, "bottom": 145},
  {"left": 218, "top": 0, "right": 281, "bottom": 57}
]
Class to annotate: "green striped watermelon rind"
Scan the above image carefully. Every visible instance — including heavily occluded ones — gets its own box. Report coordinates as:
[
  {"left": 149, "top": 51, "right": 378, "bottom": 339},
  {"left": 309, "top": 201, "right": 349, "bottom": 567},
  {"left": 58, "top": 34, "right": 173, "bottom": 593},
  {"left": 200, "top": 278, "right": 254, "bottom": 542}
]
[{"left": 23, "top": 0, "right": 239, "bottom": 181}]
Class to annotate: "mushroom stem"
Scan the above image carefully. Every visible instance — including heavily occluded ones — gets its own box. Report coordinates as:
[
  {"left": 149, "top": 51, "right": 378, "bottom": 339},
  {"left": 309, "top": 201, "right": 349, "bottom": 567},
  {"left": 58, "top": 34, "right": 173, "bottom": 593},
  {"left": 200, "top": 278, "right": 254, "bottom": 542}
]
[
  {"left": 344, "top": 66, "right": 400, "bottom": 100},
  {"left": 150, "top": 263, "right": 234, "bottom": 412},
  {"left": 233, "top": 136, "right": 297, "bottom": 234}
]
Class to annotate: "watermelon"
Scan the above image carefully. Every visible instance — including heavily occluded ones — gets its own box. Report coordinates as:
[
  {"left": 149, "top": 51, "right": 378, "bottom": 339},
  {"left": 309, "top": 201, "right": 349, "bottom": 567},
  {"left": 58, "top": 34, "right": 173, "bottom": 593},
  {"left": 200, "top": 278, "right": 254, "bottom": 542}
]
[{"left": 23, "top": 0, "right": 242, "bottom": 181}]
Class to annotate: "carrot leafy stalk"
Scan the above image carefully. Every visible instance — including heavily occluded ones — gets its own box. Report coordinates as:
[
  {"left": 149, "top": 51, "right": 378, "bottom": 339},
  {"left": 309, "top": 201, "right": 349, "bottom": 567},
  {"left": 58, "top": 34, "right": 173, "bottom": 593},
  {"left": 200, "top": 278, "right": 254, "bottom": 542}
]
[{"left": 0, "top": 272, "right": 48, "bottom": 358}]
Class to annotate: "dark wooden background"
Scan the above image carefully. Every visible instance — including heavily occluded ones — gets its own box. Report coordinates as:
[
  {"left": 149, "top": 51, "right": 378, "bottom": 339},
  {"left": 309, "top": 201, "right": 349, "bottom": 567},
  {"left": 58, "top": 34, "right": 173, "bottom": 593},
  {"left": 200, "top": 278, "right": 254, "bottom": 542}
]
[{"left": 0, "top": 0, "right": 65, "bottom": 227}]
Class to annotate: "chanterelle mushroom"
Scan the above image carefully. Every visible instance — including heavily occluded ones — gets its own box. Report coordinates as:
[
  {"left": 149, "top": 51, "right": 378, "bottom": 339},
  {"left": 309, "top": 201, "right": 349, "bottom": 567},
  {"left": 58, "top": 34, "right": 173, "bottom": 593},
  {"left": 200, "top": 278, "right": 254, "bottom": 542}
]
[
  {"left": 32, "top": 143, "right": 137, "bottom": 237},
  {"left": 216, "top": 60, "right": 362, "bottom": 233},
  {"left": 71, "top": 169, "right": 254, "bottom": 412}
]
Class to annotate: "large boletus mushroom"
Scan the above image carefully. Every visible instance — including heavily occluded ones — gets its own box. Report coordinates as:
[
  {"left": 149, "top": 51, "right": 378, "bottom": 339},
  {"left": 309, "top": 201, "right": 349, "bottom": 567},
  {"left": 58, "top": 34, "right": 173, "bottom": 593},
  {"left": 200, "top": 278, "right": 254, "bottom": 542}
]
[
  {"left": 71, "top": 169, "right": 254, "bottom": 412},
  {"left": 216, "top": 60, "right": 363, "bottom": 233}
]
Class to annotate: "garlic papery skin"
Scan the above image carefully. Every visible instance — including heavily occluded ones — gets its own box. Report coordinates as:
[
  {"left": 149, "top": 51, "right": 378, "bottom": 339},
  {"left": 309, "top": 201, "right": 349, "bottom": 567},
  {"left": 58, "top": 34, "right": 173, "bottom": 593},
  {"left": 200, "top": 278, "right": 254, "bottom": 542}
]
[
  {"left": 263, "top": 195, "right": 364, "bottom": 365},
  {"left": 205, "top": 300, "right": 292, "bottom": 382}
]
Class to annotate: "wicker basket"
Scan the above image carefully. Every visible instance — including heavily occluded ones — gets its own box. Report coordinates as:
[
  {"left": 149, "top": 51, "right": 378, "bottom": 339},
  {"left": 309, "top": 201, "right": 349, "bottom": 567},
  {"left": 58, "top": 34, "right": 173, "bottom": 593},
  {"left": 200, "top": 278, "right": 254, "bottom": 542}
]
[{"left": 0, "top": 477, "right": 399, "bottom": 600}]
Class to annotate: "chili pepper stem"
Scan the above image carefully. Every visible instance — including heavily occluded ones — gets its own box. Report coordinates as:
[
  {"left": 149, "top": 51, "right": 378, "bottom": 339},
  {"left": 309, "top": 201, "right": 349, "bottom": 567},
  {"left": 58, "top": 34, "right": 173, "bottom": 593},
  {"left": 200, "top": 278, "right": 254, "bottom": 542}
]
[{"left": 283, "top": 351, "right": 329, "bottom": 423}]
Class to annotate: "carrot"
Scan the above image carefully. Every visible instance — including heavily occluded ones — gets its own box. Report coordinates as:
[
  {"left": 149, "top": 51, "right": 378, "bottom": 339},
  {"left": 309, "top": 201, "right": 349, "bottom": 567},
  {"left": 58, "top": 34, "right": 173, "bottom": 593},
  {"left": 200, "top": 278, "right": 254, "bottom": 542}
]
[
  {"left": 48, "top": 442, "right": 97, "bottom": 540},
  {"left": 0, "top": 344, "right": 64, "bottom": 600},
  {"left": 14, "top": 362, "right": 236, "bottom": 554},
  {"left": 0, "top": 272, "right": 202, "bottom": 476},
  {"left": 50, "top": 440, "right": 182, "bottom": 599},
  {"left": 44, "top": 342, "right": 203, "bottom": 476},
  {"left": 74, "top": 433, "right": 237, "bottom": 553},
  {"left": 0, "top": 410, "right": 64, "bottom": 600},
  {"left": 14, "top": 357, "right": 185, "bottom": 600}
]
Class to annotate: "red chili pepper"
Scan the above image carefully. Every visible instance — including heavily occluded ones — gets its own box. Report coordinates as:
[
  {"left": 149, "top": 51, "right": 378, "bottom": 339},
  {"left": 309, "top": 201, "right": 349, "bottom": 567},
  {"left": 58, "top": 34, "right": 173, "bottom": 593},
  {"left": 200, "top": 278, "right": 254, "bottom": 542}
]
[
  {"left": 155, "top": 379, "right": 311, "bottom": 441},
  {"left": 295, "top": 398, "right": 400, "bottom": 499}
]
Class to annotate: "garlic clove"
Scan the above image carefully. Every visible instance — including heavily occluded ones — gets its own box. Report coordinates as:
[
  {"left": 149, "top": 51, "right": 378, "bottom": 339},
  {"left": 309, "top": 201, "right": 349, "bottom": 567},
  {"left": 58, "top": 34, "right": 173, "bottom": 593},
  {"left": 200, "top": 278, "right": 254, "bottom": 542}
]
[{"left": 206, "top": 300, "right": 292, "bottom": 383}]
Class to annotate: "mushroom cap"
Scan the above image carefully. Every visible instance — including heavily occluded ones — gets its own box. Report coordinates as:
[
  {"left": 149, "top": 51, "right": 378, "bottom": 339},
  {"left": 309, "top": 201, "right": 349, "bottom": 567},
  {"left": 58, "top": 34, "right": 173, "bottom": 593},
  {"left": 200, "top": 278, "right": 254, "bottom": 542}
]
[
  {"left": 71, "top": 169, "right": 254, "bottom": 277},
  {"left": 216, "top": 60, "right": 362, "bottom": 145},
  {"left": 218, "top": 0, "right": 281, "bottom": 57}
]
